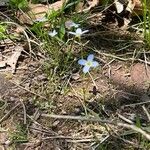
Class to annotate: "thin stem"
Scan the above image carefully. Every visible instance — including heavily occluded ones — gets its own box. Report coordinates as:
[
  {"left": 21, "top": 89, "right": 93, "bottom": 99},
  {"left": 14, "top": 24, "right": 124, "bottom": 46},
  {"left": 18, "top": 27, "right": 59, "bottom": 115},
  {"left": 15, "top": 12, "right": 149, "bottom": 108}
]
[
  {"left": 41, "top": 114, "right": 150, "bottom": 141},
  {"left": 88, "top": 72, "right": 97, "bottom": 88}
]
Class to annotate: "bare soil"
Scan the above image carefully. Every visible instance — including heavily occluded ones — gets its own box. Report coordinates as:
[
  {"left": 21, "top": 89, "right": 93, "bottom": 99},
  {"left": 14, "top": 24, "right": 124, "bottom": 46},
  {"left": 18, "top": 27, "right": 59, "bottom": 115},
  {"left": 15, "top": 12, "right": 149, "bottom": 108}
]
[{"left": 1, "top": 1, "right": 150, "bottom": 150}]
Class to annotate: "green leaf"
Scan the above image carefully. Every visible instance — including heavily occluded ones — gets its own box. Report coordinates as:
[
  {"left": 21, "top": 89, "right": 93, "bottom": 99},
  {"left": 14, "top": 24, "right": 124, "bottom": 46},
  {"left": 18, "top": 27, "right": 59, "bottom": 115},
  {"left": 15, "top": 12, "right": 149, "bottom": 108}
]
[
  {"left": 0, "top": 25, "right": 7, "bottom": 39},
  {"left": 9, "top": 0, "right": 28, "bottom": 10},
  {"left": 59, "top": 24, "right": 65, "bottom": 40}
]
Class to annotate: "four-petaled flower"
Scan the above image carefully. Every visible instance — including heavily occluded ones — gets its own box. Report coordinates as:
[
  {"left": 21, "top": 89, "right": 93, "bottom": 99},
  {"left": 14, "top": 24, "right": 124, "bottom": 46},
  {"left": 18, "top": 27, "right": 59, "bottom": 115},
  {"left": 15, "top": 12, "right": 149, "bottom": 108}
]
[
  {"left": 78, "top": 54, "right": 99, "bottom": 73},
  {"left": 48, "top": 30, "right": 58, "bottom": 37},
  {"left": 65, "top": 20, "right": 80, "bottom": 29},
  {"left": 69, "top": 28, "right": 89, "bottom": 38},
  {"left": 33, "top": 17, "right": 98, "bottom": 74},
  {"left": 34, "top": 17, "right": 48, "bottom": 22}
]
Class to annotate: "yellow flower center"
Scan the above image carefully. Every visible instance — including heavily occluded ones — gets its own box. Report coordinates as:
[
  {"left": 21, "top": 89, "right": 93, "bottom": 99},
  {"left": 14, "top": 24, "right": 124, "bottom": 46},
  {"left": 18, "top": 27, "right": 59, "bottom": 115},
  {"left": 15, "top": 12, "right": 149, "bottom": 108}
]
[{"left": 86, "top": 61, "right": 92, "bottom": 67}]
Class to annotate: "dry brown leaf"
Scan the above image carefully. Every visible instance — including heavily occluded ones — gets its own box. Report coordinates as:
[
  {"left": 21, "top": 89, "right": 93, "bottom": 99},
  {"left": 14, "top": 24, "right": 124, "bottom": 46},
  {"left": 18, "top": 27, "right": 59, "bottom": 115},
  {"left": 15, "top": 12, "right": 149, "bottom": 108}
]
[
  {"left": 17, "top": 4, "right": 48, "bottom": 24},
  {"left": 128, "top": 0, "right": 150, "bottom": 16},
  {"left": 114, "top": 0, "right": 124, "bottom": 14},
  {"left": 133, "top": 0, "right": 142, "bottom": 15},
  {"left": 126, "top": 0, "right": 135, "bottom": 13},
  {"left": 7, "top": 46, "right": 23, "bottom": 73},
  {"left": 134, "top": 0, "right": 142, "bottom": 8},
  {"left": 78, "top": 0, "right": 99, "bottom": 12},
  {"left": 75, "top": 1, "right": 84, "bottom": 12},
  {"left": 18, "top": 0, "right": 69, "bottom": 24},
  {"left": 113, "top": 0, "right": 143, "bottom": 19},
  {"left": 0, "top": 61, "right": 6, "bottom": 68},
  {"left": 87, "top": 0, "right": 99, "bottom": 9}
]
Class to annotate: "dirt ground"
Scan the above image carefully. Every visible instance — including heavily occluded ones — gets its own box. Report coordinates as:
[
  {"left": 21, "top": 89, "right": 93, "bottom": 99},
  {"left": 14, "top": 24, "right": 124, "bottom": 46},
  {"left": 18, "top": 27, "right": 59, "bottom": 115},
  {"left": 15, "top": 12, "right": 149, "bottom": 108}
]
[
  {"left": 1, "top": 44, "right": 150, "bottom": 149},
  {"left": 1, "top": 1, "right": 150, "bottom": 149}
]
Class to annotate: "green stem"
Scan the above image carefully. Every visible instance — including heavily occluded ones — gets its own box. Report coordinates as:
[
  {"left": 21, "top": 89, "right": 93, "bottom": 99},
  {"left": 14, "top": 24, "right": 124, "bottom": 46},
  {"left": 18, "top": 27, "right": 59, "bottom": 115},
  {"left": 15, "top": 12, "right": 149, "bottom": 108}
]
[{"left": 88, "top": 72, "right": 97, "bottom": 88}]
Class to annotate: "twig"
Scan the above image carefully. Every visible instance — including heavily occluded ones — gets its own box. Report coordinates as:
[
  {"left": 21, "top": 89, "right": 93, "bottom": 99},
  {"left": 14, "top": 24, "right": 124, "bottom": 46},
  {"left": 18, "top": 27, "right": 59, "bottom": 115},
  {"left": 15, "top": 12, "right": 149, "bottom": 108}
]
[
  {"left": 11, "top": 81, "right": 47, "bottom": 100},
  {"left": 113, "top": 134, "right": 143, "bottom": 149},
  {"left": 91, "top": 135, "right": 110, "bottom": 149},
  {"left": 142, "top": 105, "right": 150, "bottom": 122},
  {"left": 42, "top": 135, "right": 96, "bottom": 140},
  {"left": 69, "top": 82, "right": 88, "bottom": 115},
  {"left": 2, "top": 21, "right": 33, "bottom": 57},
  {"left": 27, "top": 114, "right": 57, "bottom": 135},
  {"left": 118, "top": 113, "right": 134, "bottom": 124},
  {"left": 123, "top": 100, "right": 150, "bottom": 107},
  {"left": 41, "top": 114, "right": 150, "bottom": 140},
  {"left": 41, "top": 114, "right": 114, "bottom": 123},
  {"left": 42, "top": 135, "right": 109, "bottom": 143},
  {"left": 19, "top": 99, "right": 27, "bottom": 125},
  {"left": 95, "top": 50, "right": 150, "bottom": 65},
  {"left": 88, "top": 72, "right": 97, "bottom": 88},
  {"left": 0, "top": 103, "right": 20, "bottom": 124},
  {"left": 29, "top": 126, "right": 56, "bottom": 135},
  {"left": 117, "top": 122, "right": 150, "bottom": 140},
  {"left": 143, "top": 50, "right": 149, "bottom": 77},
  {"left": 66, "top": 138, "right": 98, "bottom": 143},
  {"left": 131, "top": 49, "right": 137, "bottom": 64}
]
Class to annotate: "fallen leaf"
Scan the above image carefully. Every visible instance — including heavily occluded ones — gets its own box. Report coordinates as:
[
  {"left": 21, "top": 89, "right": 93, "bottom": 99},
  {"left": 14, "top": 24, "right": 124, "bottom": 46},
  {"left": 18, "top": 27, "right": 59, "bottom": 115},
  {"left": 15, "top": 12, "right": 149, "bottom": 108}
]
[
  {"left": 87, "top": 0, "right": 99, "bottom": 9},
  {"left": 0, "top": 53, "right": 3, "bottom": 61},
  {"left": 14, "top": 26, "right": 25, "bottom": 34},
  {"left": 0, "top": 61, "right": 6, "bottom": 68},
  {"left": 18, "top": 0, "right": 69, "bottom": 24},
  {"left": 7, "top": 46, "right": 23, "bottom": 73},
  {"left": 114, "top": 0, "right": 124, "bottom": 14},
  {"left": 71, "top": 73, "right": 80, "bottom": 80},
  {"left": 78, "top": 0, "right": 99, "bottom": 12},
  {"left": 126, "top": 0, "right": 135, "bottom": 13}
]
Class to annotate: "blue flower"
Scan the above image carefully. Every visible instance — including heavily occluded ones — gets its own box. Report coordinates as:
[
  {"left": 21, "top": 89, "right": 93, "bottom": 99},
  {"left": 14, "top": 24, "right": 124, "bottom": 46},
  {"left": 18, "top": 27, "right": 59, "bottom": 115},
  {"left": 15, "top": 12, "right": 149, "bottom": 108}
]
[
  {"left": 78, "top": 54, "right": 99, "bottom": 73},
  {"left": 65, "top": 20, "right": 80, "bottom": 29}
]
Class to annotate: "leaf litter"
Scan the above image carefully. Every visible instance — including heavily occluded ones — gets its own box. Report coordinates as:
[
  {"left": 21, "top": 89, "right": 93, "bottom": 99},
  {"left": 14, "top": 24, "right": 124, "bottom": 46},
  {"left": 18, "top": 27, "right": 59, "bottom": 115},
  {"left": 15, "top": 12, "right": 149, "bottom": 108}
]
[{"left": 1, "top": 0, "right": 150, "bottom": 149}]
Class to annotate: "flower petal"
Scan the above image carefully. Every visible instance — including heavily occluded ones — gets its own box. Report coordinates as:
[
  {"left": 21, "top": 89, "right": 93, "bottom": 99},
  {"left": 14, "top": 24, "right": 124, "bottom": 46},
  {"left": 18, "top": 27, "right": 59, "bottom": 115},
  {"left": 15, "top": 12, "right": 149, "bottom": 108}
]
[
  {"left": 73, "top": 23, "right": 80, "bottom": 28},
  {"left": 82, "top": 30, "right": 89, "bottom": 34},
  {"left": 87, "top": 54, "right": 94, "bottom": 61},
  {"left": 76, "top": 28, "right": 82, "bottom": 34},
  {"left": 68, "top": 31, "right": 76, "bottom": 35},
  {"left": 83, "top": 65, "right": 90, "bottom": 73},
  {"left": 65, "top": 20, "right": 80, "bottom": 29},
  {"left": 78, "top": 59, "right": 86, "bottom": 65},
  {"left": 34, "top": 17, "right": 48, "bottom": 22},
  {"left": 48, "top": 30, "right": 57, "bottom": 37},
  {"left": 92, "top": 61, "right": 99, "bottom": 67},
  {"left": 65, "top": 20, "right": 72, "bottom": 27}
]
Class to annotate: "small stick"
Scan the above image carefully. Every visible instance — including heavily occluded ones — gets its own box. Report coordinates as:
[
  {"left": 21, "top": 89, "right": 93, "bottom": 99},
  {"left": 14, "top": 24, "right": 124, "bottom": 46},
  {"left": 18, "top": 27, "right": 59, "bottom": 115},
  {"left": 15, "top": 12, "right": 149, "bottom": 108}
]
[
  {"left": 41, "top": 114, "right": 150, "bottom": 141},
  {"left": 69, "top": 82, "right": 88, "bottom": 115},
  {"left": 95, "top": 50, "right": 150, "bottom": 65},
  {"left": 118, "top": 113, "right": 134, "bottom": 124},
  {"left": 19, "top": 99, "right": 27, "bottom": 125},
  {"left": 123, "top": 100, "right": 150, "bottom": 107},
  {"left": 2, "top": 22, "right": 32, "bottom": 57},
  {"left": 142, "top": 105, "right": 150, "bottom": 122},
  {"left": 66, "top": 138, "right": 98, "bottom": 143},
  {"left": 11, "top": 81, "right": 47, "bottom": 100},
  {"left": 27, "top": 114, "right": 57, "bottom": 135},
  {"left": 88, "top": 72, "right": 97, "bottom": 88},
  {"left": 42, "top": 135, "right": 109, "bottom": 143},
  {"left": 117, "top": 122, "right": 150, "bottom": 140},
  {"left": 0, "top": 103, "right": 20, "bottom": 124},
  {"left": 41, "top": 114, "right": 113, "bottom": 123},
  {"left": 42, "top": 135, "right": 96, "bottom": 140}
]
